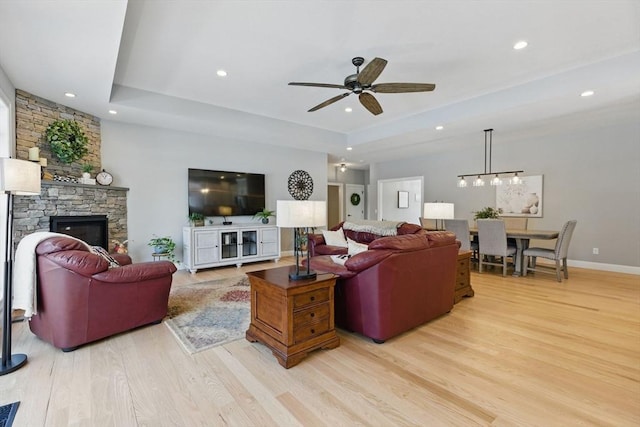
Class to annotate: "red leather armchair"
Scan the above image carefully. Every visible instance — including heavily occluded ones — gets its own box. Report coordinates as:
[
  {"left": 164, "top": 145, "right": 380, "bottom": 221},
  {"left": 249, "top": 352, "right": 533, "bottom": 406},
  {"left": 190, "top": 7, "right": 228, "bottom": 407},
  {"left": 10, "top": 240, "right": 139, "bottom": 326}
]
[
  {"left": 308, "top": 232, "right": 458, "bottom": 343},
  {"left": 29, "top": 236, "right": 177, "bottom": 351}
]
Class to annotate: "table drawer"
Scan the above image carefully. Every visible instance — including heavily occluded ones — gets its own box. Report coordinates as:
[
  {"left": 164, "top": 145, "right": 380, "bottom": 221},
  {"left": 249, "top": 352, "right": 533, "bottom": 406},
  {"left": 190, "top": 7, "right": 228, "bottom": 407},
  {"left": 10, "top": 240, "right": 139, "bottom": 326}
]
[
  {"left": 293, "top": 288, "right": 329, "bottom": 309},
  {"left": 293, "top": 304, "right": 330, "bottom": 328},
  {"left": 293, "top": 317, "right": 330, "bottom": 344}
]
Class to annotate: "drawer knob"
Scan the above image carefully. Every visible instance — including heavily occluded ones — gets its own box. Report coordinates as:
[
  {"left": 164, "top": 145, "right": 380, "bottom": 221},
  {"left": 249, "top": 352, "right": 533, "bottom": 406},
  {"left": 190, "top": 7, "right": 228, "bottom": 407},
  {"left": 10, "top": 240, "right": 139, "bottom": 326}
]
[
  {"left": 310, "top": 296, "right": 315, "bottom": 301},
  {"left": 310, "top": 312, "right": 315, "bottom": 318},
  {"left": 310, "top": 329, "right": 315, "bottom": 334}
]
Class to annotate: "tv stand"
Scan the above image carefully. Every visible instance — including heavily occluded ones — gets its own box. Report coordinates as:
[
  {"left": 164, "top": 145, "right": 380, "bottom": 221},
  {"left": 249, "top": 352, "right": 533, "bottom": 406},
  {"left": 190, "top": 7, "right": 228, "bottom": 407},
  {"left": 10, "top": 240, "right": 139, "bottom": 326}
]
[{"left": 183, "top": 223, "right": 280, "bottom": 273}]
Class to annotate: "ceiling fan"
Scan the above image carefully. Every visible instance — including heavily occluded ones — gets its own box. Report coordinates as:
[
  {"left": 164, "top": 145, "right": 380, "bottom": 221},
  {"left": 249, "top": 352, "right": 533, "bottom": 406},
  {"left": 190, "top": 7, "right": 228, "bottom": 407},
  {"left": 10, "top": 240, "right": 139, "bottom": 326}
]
[{"left": 288, "top": 57, "right": 436, "bottom": 115}]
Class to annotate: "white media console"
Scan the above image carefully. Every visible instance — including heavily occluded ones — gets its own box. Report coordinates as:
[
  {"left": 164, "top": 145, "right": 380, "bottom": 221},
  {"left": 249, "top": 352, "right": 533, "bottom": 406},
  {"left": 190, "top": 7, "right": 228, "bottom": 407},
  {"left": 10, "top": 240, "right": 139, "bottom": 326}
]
[{"left": 182, "top": 223, "right": 280, "bottom": 274}]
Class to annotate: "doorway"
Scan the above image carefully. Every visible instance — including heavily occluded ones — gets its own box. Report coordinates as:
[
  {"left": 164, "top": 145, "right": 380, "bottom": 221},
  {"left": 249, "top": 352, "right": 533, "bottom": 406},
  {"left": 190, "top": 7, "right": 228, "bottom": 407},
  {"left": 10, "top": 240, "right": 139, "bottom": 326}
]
[
  {"left": 345, "top": 184, "right": 365, "bottom": 222},
  {"left": 327, "top": 182, "right": 343, "bottom": 228}
]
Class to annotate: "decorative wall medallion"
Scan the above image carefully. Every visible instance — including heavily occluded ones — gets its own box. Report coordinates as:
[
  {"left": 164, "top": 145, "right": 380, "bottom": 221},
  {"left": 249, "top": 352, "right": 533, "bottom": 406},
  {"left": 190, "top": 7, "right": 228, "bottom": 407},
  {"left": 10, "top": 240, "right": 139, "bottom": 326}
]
[{"left": 287, "top": 170, "right": 313, "bottom": 200}]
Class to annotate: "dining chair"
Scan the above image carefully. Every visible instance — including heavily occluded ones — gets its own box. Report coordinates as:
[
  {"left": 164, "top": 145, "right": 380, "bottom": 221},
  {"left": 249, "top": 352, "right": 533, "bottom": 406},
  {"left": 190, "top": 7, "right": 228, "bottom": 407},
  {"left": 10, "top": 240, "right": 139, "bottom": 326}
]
[
  {"left": 503, "top": 217, "right": 528, "bottom": 247},
  {"left": 523, "top": 220, "right": 577, "bottom": 282},
  {"left": 477, "top": 219, "right": 517, "bottom": 276},
  {"left": 444, "top": 219, "right": 479, "bottom": 254}
]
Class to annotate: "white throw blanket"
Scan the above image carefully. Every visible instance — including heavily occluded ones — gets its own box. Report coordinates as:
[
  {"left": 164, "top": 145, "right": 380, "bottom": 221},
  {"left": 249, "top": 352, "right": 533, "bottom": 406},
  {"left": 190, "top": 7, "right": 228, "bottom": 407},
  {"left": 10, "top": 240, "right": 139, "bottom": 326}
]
[
  {"left": 11, "top": 232, "right": 90, "bottom": 318},
  {"left": 342, "top": 220, "right": 403, "bottom": 236}
]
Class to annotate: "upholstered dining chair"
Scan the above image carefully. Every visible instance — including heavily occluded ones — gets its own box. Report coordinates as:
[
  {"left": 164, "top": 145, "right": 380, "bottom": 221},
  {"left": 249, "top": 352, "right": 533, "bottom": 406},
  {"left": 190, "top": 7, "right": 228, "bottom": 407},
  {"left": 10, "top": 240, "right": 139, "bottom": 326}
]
[
  {"left": 523, "top": 220, "right": 577, "bottom": 282},
  {"left": 477, "top": 219, "right": 517, "bottom": 276},
  {"left": 502, "top": 217, "right": 528, "bottom": 230},
  {"left": 444, "top": 219, "right": 478, "bottom": 254}
]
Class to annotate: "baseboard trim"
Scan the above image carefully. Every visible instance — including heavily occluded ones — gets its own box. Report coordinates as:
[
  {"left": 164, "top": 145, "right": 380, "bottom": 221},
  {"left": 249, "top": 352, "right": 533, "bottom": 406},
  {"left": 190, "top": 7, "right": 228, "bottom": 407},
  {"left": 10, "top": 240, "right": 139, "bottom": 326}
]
[{"left": 536, "top": 258, "right": 640, "bottom": 275}]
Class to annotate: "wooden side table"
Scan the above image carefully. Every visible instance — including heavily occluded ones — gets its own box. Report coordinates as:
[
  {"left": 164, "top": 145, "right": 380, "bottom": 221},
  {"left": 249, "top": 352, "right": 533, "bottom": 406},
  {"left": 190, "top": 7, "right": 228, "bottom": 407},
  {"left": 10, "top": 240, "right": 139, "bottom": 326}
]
[
  {"left": 245, "top": 266, "right": 340, "bottom": 368},
  {"left": 455, "top": 250, "right": 475, "bottom": 303},
  {"left": 151, "top": 252, "right": 170, "bottom": 261}
]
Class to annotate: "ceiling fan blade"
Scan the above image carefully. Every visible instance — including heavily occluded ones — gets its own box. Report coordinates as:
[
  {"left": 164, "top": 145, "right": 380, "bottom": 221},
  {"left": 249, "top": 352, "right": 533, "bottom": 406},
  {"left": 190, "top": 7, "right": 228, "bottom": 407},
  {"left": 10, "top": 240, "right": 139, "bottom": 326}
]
[
  {"left": 308, "top": 93, "right": 350, "bottom": 112},
  {"left": 359, "top": 92, "right": 383, "bottom": 115},
  {"left": 289, "top": 82, "right": 347, "bottom": 89},
  {"left": 371, "top": 83, "right": 436, "bottom": 93},
  {"left": 357, "top": 57, "right": 387, "bottom": 86}
]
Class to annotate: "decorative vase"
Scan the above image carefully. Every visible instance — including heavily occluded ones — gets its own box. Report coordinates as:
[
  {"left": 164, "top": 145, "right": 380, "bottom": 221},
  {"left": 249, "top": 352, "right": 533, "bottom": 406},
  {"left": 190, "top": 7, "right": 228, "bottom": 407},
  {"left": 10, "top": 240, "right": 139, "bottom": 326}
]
[
  {"left": 261, "top": 218, "right": 269, "bottom": 224},
  {"left": 526, "top": 193, "right": 539, "bottom": 208},
  {"left": 82, "top": 172, "right": 90, "bottom": 179}
]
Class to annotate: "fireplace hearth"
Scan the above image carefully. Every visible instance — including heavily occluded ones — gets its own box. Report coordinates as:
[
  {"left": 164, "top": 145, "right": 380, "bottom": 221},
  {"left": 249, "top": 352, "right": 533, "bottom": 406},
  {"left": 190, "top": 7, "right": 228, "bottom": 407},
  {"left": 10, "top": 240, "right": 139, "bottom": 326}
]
[{"left": 50, "top": 215, "right": 108, "bottom": 249}]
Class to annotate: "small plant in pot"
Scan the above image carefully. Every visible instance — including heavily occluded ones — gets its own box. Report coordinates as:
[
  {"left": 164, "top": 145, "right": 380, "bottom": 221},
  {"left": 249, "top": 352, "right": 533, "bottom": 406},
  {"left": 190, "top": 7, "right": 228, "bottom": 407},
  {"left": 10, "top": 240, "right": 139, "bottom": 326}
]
[
  {"left": 81, "top": 164, "right": 93, "bottom": 178},
  {"left": 474, "top": 207, "right": 503, "bottom": 220},
  {"left": 148, "top": 235, "right": 177, "bottom": 262},
  {"left": 188, "top": 212, "right": 205, "bottom": 227},
  {"left": 254, "top": 208, "right": 276, "bottom": 224}
]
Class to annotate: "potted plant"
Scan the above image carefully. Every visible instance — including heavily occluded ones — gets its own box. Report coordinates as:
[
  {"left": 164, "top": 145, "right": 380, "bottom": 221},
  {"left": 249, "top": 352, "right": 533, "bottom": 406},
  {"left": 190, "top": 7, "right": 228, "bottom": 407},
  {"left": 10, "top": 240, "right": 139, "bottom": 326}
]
[
  {"left": 474, "top": 207, "right": 502, "bottom": 220},
  {"left": 81, "top": 164, "right": 93, "bottom": 179},
  {"left": 45, "top": 119, "right": 89, "bottom": 164},
  {"left": 254, "top": 208, "right": 276, "bottom": 224},
  {"left": 188, "top": 212, "right": 205, "bottom": 227},
  {"left": 148, "top": 236, "right": 176, "bottom": 262}
]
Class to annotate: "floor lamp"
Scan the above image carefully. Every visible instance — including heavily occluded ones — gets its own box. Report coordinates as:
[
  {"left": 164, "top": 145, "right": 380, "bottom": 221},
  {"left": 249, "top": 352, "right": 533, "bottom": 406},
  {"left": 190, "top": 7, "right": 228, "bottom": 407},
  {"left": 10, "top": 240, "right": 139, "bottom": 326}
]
[
  {"left": 1, "top": 158, "right": 41, "bottom": 376},
  {"left": 276, "top": 200, "right": 326, "bottom": 280}
]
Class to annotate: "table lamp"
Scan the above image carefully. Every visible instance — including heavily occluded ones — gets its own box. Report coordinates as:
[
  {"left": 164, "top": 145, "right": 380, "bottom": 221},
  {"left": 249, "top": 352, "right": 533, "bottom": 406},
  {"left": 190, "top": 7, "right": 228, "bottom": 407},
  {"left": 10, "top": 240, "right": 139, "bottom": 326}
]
[
  {"left": 424, "top": 202, "right": 454, "bottom": 231},
  {"left": 276, "top": 200, "right": 326, "bottom": 280},
  {"left": 1, "top": 158, "right": 41, "bottom": 375}
]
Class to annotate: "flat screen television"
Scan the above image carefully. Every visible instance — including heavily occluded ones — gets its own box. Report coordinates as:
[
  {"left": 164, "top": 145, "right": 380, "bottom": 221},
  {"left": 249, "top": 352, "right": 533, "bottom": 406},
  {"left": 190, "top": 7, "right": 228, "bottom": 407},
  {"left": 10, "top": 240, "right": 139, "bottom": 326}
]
[{"left": 188, "top": 168, "right": 265, "bottom": 217}]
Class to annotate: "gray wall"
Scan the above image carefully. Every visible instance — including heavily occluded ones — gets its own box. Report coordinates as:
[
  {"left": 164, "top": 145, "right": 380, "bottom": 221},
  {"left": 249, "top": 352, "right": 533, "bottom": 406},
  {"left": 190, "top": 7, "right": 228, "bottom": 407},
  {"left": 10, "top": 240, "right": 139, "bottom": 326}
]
[
  {"left": 101, "top": 121, "right": 328, "bottom": 263},
  {"left": 369, "top": 113, "right": 640, "bottom": 269}
]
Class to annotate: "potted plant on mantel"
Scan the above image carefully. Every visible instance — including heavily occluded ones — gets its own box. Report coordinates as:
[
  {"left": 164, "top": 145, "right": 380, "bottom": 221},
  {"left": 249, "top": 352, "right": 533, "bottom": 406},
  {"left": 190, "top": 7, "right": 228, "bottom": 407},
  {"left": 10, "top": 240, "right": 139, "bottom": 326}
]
[
  {"left": 148, "top": 236, "right": 176, "bottom": 262},
  {"left": 188, "top": 212, "right": 205, "bottom": 227},
  {"left": 254, "top": 208, "right": 276, "bottom": 224}
]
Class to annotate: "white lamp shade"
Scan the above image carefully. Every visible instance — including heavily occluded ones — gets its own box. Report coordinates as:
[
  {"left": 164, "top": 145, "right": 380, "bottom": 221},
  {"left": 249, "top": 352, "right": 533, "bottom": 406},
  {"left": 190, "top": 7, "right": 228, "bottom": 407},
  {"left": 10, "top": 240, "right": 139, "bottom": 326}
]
[
  {"left": 0, "top": 158, "right": 41, "bottom": 195},
  {"left": 424, "top": 202, "right": 454, "bottom": 220},
  {"left": 276, "top": 200, "right": 327, "bottom": 228}
]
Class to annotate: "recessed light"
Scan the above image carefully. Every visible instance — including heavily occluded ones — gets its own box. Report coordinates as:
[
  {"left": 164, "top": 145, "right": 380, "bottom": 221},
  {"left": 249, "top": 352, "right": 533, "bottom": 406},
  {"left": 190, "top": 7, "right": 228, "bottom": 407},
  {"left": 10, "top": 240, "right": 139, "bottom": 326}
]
[
  {"left": 435, "top": 125, "right": 444, "bottom": 130},
  {"left": 216, "top": 70, "right": 227, "bottom": 77},
  {"left": 581, "top": 90, "right": 595, "bottom": 97},
  {"left": 513, "top": 40, "right": 528, "bottom": 50},
  {"left": 346, "top": 147, "right": 353, "bottom": 151},
  {"left": 64, "top": 92, "right": 76, "bottom": 98},
  {"left": 345, "top": 107, "right": 353, "bottom": 113},
  {"left": 108, "top": 110, "right": 117, "bottom": 115}
]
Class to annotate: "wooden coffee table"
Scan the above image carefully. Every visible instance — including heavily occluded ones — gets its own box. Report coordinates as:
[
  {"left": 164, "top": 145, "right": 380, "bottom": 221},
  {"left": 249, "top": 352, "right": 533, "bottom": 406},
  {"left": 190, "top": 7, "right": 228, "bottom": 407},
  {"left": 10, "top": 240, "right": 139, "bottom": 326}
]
[{"left": 245, "top": 266, "right": 340, "bottom": 368}]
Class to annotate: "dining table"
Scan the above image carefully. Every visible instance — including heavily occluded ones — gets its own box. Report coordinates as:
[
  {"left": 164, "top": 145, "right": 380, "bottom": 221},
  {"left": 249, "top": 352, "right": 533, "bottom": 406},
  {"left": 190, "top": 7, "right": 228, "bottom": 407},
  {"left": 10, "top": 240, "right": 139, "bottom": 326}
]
[{"left": 469, "top": 228, "right": 559, "bottom": 276}]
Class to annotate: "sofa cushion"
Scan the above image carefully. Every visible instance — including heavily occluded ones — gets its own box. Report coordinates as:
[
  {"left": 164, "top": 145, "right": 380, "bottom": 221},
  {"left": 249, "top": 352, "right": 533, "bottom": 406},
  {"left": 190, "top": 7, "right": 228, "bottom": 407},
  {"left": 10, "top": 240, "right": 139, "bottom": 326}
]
[
  {"left": 368, "top": 234, "right": 429, "bottom": 251},
  {"left": 315, "top": 245, "right": 348, "bottom": 256},
  {"left": 347, "top": 238, "right": 369, "bottom": 255},
  {"left": 322, "top": 228, "right": 348, "bottom": 247},
  {"left": 344, "top": 249, "right": 393, "bottom": 272},
  {"left": 424, "top": 231, "right": 457, "bottom": 248}
]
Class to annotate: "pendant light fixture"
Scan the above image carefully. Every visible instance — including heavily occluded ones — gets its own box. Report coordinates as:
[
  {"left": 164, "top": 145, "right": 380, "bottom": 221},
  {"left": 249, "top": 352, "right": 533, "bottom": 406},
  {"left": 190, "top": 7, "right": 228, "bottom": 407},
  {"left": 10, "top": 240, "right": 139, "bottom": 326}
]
[{"left": 457, "top": 129, "right": 523, "bottom": 188}]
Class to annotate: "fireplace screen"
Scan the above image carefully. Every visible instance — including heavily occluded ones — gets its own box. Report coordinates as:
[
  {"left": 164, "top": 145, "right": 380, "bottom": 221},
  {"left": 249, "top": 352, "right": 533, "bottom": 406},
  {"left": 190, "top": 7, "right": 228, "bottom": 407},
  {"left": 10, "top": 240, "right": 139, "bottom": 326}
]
[{"left": 50, "top": 215, "right": 108, "bottom": 249}]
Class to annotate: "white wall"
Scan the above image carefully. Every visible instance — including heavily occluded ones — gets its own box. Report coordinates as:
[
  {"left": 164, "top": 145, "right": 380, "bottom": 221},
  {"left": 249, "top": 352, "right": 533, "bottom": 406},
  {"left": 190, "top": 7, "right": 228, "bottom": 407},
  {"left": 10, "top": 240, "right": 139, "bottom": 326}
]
[
  {"left": 377, "top": 177, "right": 422, "bottom": 224},
  {"left": 101, "top": 121, "right": 328, "bottom": 264},
  {"left": 369, "top": 110, "right": 640, "bottom": 269}
]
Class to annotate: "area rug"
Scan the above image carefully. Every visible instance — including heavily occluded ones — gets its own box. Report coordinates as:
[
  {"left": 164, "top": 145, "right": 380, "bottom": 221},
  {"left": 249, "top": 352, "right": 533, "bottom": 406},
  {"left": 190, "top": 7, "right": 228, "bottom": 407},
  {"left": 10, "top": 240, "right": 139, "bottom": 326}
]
[
  {"left": 165, "top": 275, "right": 251, "bottom": 354},
  {"left": 0, "top": 401, "right": 19, "bottom": 427}
]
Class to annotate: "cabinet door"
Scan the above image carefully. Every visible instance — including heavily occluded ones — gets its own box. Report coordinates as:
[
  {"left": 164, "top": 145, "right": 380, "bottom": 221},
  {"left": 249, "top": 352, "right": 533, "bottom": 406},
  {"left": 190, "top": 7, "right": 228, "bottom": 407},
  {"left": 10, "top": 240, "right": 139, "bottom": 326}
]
[
  {"left": 194, "top": 230, "right": 218, "bottom": 264},
  {"left": 242, "top": 230, "right": 258, "bottom": 257},
  {"left": 259, "top": 227, "right": 279, "bottom": 256},
  {"left": 219, "top": 230, "right": 239, "bottom": 260}
]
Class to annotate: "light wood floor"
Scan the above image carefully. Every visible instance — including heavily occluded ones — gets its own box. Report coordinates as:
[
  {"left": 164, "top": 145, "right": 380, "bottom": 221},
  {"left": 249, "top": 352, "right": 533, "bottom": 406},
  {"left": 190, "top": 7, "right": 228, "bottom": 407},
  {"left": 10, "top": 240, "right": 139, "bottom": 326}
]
[{"left": 2, "top": 259, "right": 639, "bottom": 426}]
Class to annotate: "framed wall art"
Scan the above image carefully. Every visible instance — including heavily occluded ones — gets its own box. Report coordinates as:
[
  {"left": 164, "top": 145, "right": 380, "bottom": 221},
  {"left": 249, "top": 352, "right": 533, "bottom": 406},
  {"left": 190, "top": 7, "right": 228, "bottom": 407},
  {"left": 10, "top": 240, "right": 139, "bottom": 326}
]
[
  {"left": 398, "top": 191, "right": 409, "bottom": 209},
  {"left": 496, "top": 175, "right": 543, "bottom": 217}
]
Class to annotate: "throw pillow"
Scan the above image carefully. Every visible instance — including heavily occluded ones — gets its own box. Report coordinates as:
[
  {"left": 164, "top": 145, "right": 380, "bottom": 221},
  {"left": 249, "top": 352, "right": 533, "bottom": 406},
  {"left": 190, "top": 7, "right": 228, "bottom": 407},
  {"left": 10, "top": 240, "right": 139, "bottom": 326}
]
[
  {"left": 90, "top": 246, "right": 120, "bottom": 268},
  {"left": 347, "top": 238, "right": 368, "bottom": 255},
  {"left": 322, "top": 228, "right": 348, "bottom": 247},
  {"left": 330, "top": 254, "right": 351, "bottom": 266}
]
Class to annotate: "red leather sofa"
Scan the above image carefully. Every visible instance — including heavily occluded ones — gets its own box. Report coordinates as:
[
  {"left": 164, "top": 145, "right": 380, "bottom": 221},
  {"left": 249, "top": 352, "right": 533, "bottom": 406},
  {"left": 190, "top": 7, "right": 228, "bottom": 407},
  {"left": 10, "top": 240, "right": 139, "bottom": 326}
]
[
  {"left": 307, "top": 231, "right": 458, "bottom": 343},
  {"left": 29, "top": 236, "right": 177, "bottom": 351},
  {"left": 308, "top": 221, "right": 425, "bottom": 257}
]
